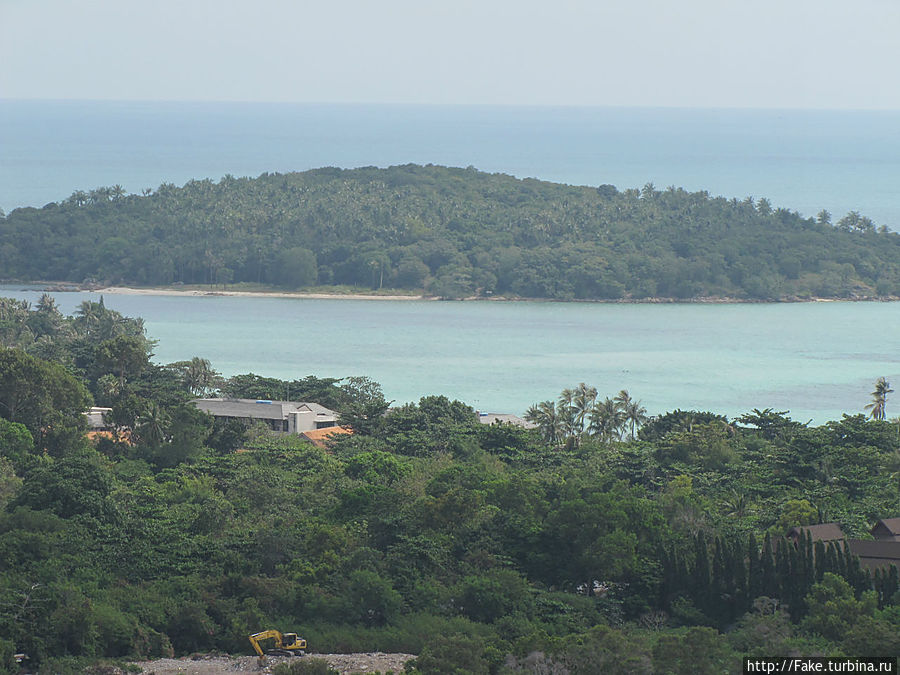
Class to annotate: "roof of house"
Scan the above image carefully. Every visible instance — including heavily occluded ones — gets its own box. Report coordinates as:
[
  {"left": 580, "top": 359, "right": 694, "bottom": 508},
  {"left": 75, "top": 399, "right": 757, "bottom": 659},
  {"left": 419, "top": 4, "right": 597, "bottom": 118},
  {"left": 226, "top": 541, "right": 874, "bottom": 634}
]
[
  {"left": 84, "top": 406, "right": 113, "bottom": 429},
  {"left": 193, "top": 398, "right": 337, "bottom": 421},
  {"left": 848, "top": 540, "right": 900, "bottom": 569},
  {"left": 476, "top": 412, "right": 536, "bottom": 429},
  {"left": 301, "top": 426, "right": 352, "bottom": 448},
  {"left": 872, "top": 518, "right": 900, "bottom": 536},
  {"left": 786, "top": 523, "right": 846, "bottom": 542}
]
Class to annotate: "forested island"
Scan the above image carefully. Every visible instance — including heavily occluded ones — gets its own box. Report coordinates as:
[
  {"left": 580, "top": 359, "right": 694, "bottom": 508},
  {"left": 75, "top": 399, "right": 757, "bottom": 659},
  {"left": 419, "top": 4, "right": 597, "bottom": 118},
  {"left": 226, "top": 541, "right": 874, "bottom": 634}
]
[
  {"left": 2, "top": 164, "right": 899, "bottom": 301},
  {"left": 1, "top": 297, "right": 900, "bottom": 674}
]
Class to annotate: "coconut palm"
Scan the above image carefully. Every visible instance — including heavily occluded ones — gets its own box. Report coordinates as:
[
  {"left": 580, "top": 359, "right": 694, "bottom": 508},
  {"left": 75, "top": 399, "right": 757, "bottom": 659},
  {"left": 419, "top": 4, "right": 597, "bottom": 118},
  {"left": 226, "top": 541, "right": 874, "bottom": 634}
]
[
  {"left": 624, "top": 400, "right": 648, "bottom": 440},
  {"left": 865, "top": 377, "right": 894, "bottom": 421},
  {"left": 525, "top": 400, "right": 564, "bottom": 448},
  {"left": 557, "top": 388, "right": 578, "bottom": 439},
  {"left": 135, "top": 402, "right": 170, "bottom": 446},
  {"left": 614, "top": 390, "right": 648, "bottom": 439},
  {"left": 721, "top": 490, "right": 749, "bottom": 519},
  {"left": 573, "top": 382, "right": 598, "bottom": 434},
  {"left": 184, "top": 356, "right": 221, "bottom": 396},
  {"left": 588, "top": 397, "right": 626, "bottom": 443}
]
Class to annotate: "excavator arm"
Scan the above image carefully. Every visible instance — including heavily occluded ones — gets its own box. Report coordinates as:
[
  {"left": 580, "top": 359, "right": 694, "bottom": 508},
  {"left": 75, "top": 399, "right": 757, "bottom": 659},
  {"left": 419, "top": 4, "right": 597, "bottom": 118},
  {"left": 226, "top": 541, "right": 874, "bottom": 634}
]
[{"left": 249, "top": 630, "right": 282, "bottom": 657}]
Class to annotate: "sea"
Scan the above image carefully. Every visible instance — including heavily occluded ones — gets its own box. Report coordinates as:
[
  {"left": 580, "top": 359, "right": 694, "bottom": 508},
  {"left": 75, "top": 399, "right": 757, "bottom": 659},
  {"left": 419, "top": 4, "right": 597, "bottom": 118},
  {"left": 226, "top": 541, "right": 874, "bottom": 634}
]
[{"left": 1, "top": 100, "right": 900, "bottom": 424}]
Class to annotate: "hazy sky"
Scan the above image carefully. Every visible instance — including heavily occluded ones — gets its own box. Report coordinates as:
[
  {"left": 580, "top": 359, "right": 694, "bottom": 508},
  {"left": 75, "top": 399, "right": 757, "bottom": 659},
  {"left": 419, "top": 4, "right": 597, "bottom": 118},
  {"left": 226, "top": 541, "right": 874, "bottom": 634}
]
[{"left": 2, "top": 0, "right": 899, "bottom": 108}]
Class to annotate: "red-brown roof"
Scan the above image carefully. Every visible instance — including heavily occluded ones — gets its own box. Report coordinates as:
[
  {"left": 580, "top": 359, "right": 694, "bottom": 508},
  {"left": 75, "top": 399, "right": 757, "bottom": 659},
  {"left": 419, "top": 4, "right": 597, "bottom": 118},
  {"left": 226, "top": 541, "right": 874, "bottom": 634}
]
[{"left": 301, "top": 426, "right": 352, "bottom": 448}]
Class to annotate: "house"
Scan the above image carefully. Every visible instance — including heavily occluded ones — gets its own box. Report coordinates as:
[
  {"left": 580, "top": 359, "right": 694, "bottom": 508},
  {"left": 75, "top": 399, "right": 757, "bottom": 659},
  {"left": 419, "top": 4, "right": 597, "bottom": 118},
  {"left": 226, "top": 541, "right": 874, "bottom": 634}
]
[
  {"left": 476, "top": 412, "right": 536, "bottom": 429},
  {"left": 871, "top": 518, "right": 900, "bottom": 542},
  {"left": 192, "top": 398, "right": 338, "bottom": 434},
  {"left": 84, "top": 406, "right": 113, "bottom": 431},
  {"left": 848, "top": 540, "right": 900, "bottom": 572},
  {"left": 785, "top": 523, "right": 845, "bottom": 545},
  {"left": 301, "top": 426, "right": 353, "bottom": 448}
]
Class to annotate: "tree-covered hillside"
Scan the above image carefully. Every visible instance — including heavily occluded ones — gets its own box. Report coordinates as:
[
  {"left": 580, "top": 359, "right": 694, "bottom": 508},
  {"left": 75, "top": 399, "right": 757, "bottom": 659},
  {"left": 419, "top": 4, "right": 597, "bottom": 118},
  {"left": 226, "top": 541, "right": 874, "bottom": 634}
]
[{"left": 2, "top": 164, "right": 899, "bottom": 300}]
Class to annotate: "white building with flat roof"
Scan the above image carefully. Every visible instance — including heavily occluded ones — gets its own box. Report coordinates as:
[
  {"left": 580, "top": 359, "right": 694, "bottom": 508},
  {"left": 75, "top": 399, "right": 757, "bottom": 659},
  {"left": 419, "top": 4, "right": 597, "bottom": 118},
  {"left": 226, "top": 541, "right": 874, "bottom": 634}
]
[{"left": 192, "top": 398, "right": 338, "bottom": 434}]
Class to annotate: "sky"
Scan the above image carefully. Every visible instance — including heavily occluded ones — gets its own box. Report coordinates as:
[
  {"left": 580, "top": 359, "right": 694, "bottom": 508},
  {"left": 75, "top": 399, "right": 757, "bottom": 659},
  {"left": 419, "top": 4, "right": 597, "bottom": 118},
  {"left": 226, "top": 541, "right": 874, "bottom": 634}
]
[{"left": 2, "top": 0, "right": 900, "bottom": 109}]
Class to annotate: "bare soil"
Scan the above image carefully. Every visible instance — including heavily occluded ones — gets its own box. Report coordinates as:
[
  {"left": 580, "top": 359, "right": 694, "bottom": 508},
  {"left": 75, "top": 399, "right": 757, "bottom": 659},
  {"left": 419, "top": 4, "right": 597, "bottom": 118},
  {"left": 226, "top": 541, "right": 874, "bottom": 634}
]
[{"left": 131, "top": 653, "right": 415, "bottom": 675}]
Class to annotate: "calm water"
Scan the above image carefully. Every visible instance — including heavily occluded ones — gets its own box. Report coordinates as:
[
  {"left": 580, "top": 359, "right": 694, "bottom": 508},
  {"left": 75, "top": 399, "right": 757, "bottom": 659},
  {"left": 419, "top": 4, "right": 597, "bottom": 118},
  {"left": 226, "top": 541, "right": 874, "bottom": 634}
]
[
  {"left": 3, "top": 101, "right": 900, "bottom": 228},
  {"left": 1, "top": 287, "right": 898, "bottom": 425},
  {"left": 3, "top": 102, "right": 900, "bottom": 423}
]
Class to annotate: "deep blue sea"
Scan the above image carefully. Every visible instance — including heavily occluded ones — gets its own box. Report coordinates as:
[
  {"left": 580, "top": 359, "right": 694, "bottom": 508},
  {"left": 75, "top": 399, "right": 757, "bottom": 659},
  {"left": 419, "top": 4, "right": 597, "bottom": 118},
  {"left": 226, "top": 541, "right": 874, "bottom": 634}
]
[{"left": 2, "top": 100, "right": 900, "bottom": 228}]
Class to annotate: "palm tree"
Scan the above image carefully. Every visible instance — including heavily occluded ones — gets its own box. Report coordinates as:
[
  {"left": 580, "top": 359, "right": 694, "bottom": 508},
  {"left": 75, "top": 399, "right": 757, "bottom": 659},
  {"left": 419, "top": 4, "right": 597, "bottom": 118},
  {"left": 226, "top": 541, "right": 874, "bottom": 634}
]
[
  {"left": 721, "top": 490, "right": 749, "bottom": 519},
  {"left": 865, "top": 377, "right": 894, "bottom": 421},
  {"left": 184, "top": 356, "right": 221, "bottom": 396},
  {"left": 136, "top": 402, "right": 170, "bottom": 446},
  {"left": 613, "top": 390, "right": 648, "bottom": 439},
  {"left": 588, "top": 397, "right": 626, "bottom": 443},
  {"left": 525, "top": 400, "right": 563, "bottom": 448},
  {"left": 573, "top": 382, "right": 598, "bottom": 434},
  {"left": 557, "top": 388, "right": 577, "bottom": 439},
  {"left": 624, "top": 400, "right": 648, "bottom": 440}
]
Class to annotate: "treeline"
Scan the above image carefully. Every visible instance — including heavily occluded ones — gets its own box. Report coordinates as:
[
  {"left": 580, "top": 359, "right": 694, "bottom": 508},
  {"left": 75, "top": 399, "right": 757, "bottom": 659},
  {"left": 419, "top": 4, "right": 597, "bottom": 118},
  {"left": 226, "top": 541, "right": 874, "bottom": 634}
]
[
  {"left": 3, "top": 164, "right": 900, "bottom": 300},
  {"left": 2, "top": 300, "right": 900, "bottom": 673}
]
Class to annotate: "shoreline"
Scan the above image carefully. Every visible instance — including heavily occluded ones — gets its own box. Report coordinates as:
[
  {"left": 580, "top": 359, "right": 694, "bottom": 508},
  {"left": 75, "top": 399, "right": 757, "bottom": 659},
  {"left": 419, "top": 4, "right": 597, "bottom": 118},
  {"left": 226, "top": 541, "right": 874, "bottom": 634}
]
[
  {"left": 93, "top": 286, "right": 429, "bottom": 301},
  {"left": 17, "top": 282, "right": 900, "bottom": 304}
]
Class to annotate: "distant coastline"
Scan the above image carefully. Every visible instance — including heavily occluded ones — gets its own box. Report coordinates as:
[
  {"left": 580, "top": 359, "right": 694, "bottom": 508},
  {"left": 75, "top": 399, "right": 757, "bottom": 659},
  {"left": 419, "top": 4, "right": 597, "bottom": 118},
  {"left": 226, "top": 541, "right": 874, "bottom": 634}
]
[{"left": 25, "top": 282, "right": 900, "bottom": 305}]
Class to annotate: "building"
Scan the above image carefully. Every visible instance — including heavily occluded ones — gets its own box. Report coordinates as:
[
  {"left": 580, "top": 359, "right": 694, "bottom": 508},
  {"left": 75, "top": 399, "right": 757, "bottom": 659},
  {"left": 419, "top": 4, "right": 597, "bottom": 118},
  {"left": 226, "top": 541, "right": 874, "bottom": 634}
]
[
  {"left": 476, "top": 412, "right": 536, "bottom": 429},
  {"left": 784, "top": 521, "right": 900, "bottom": 572},
  {"left": 871, "top": 518, "right": 900, "bottom": 542},
  {"left": 847, "top": 540, "right": 900, "bottom": 572},
  {"left": 301, "top": 426, "right": 353, "bottom": 448},
  {"left": 192, "top": 398, "right": 339, "bottom": 434},
  {"left": 84, "top": 406, "right": 113, "bottom": 431},
  {"left": 786, "top": 523, "right": 846, "bottom": 546}
]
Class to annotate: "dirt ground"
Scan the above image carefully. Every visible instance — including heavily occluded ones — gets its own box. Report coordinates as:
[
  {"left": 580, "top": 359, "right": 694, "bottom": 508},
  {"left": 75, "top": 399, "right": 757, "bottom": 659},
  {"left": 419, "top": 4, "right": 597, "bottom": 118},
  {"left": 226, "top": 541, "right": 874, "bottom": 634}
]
[{"left": 131, "top": 653, "right": 416, "bottom": 675}]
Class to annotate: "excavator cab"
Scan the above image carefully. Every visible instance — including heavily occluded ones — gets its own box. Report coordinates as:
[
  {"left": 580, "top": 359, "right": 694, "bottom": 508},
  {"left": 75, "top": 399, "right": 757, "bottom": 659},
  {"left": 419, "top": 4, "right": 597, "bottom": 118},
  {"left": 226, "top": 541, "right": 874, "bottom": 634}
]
[{"left": 281, "top": 633, "right": 300, "bottom": 648}]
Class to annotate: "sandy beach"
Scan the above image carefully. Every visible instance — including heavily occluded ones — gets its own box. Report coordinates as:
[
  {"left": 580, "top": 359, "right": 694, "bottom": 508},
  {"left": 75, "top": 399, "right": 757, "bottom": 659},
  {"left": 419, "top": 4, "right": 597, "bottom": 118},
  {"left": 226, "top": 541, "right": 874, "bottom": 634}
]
[{"left": 94, "top": 286, "right": 429, "bottom": 301}]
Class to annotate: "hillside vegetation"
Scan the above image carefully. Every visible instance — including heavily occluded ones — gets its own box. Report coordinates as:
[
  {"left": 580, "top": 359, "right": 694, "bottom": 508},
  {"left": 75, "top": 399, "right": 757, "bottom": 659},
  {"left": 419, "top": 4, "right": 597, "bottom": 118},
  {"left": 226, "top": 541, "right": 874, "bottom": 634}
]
[{"left": 2, "top": 164, "right": 899, "bottom": 300}]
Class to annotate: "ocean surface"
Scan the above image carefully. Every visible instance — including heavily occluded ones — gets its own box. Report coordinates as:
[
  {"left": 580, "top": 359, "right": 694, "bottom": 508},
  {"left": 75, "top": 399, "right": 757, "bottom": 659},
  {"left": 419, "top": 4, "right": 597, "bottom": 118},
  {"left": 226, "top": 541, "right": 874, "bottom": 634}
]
[
  {"left": 0, "top": 286, "right": 897, "bottom": 426},
  {"left": 2, "top": 101, "right": 900, "bottom": 424},
  {"left": 2, "top": 101, "right": 900, "bottom": 228}
]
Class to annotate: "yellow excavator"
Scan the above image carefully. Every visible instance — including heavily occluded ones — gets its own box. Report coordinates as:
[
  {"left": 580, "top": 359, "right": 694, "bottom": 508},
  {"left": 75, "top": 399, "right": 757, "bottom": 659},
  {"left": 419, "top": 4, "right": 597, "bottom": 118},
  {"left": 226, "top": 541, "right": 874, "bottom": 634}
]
[{"left": 248, "top": 629, "right": 307, "bottom": 658}]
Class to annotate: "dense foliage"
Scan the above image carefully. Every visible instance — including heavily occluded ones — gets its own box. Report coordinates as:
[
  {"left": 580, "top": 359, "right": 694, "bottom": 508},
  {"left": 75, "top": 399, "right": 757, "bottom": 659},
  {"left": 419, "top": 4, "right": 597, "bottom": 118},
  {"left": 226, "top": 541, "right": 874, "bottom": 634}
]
[
  {"left": 1, "top": 299, "right": 899, "bottom": 674},
  {"left": 3, "top": 165, "right": 900, "bottom": 300}
]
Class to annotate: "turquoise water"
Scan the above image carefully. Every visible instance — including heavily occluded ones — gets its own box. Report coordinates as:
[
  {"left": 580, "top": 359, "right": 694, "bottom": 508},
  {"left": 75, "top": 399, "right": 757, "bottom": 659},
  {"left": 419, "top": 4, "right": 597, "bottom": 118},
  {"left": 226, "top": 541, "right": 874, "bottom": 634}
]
[
  {"left": 3, "top": 101, "right": 900, "bottom": 227},
  {"left": 3, "top": 102, "right": 900, "bottom": 423},
  {"left": 1, "top": 287, "right": 897, "bottom": 424}
]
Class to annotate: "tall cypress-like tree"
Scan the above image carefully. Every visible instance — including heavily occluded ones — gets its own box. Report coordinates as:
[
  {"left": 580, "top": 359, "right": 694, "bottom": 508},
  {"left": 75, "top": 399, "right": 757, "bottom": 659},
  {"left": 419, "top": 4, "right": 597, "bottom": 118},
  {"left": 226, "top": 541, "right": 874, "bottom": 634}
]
[{"left": 760, "top": 533, "right": 777, "bottom": 598}]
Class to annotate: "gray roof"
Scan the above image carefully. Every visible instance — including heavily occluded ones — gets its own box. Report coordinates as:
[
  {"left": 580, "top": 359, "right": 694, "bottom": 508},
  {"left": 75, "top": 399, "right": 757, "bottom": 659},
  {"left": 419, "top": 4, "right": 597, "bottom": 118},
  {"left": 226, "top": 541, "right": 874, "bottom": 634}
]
[
  {"left": 476, "top": 412, "right": 536, "bottom": 429},
  {"left": 192, "top": 398, "right": 337, "bottom": 421},
  {"left": 872, "top": 518, "right": 900, "bottom": 536},
  {"left": 84, "top": 406, "right": 112, "bottom": 429},
  {"left": 848, "top": 540, "right": 900, "bottom": 570}
]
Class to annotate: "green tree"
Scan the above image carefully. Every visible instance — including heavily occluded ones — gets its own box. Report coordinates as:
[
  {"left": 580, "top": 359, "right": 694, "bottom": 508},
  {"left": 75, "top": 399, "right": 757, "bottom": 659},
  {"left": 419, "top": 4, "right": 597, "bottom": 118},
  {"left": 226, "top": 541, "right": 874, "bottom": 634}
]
[
  {"left": 0, "top": 348, "right": 91, "bottom": 454},
  {"left": 95, "top": 334, "right": 150, "bottom": 391},
  {"left": 802, "top": 573, "right": 877, "bottom": 642},
  {"left": 525, "top": 400, "right": 563, "bottom": 448},
  {"left": 272, "top": 247, "right": 317, "bottom": 288},
  {"left": 865, "top": 377, "right": 893, "bottom": 421},
  {"left": 588, "top": 397, "right": 626, "bottom": 442}
]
